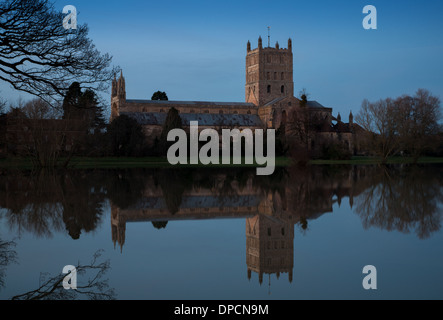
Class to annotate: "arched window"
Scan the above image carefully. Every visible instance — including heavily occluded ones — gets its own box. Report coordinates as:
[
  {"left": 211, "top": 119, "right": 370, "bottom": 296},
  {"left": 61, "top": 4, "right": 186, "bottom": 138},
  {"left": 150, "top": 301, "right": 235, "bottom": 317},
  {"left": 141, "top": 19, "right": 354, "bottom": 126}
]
[
  {"left": 281, "top": 72, "right": 284, "bottom": 80},
  {"left": 274, "top": 72, "right": 277, "bottom": 80},
  {"left": 281, "top": 85, "right": 285, "bottom": 93},
  {"left": 267, "top": 85, "right": 271, "bottom": 93},
  {"left": 267, "top": 72, "right": 270, "bottom": 80}
]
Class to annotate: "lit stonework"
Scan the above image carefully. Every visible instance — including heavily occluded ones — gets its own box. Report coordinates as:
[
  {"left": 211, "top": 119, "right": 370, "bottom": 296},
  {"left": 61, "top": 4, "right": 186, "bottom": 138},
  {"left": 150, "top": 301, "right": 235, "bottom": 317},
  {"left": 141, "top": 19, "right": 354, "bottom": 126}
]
[{"left": 110, "top": 36, "right": 361, "bottom": 153}]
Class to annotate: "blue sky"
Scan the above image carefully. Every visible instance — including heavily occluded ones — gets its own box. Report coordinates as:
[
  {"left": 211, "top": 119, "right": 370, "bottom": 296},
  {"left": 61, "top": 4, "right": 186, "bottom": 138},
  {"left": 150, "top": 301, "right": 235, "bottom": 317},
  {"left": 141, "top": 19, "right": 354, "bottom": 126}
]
[{"left": 2, "top": 0, "right": 443, "bottom": 120}]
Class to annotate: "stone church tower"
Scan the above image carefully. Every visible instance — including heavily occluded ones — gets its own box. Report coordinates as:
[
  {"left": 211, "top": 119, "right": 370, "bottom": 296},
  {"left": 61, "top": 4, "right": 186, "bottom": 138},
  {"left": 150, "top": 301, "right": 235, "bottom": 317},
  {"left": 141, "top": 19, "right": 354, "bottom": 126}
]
[
  {"left": 111, "top": 71, "right": 126, "bottom": 121},
  {"left": 245, "top": 37, "right": 294, "bottom": 107}
]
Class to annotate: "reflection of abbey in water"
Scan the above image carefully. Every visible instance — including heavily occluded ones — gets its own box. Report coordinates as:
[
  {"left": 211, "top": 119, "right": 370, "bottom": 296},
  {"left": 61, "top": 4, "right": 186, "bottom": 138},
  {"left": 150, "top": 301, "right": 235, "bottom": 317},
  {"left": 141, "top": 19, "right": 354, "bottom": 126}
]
[
  {"left": 1, "top": 165, "right": 441, "bottom": 283},
  {"left": 110, "top": 167, "right": 372, "bottom": 284}
]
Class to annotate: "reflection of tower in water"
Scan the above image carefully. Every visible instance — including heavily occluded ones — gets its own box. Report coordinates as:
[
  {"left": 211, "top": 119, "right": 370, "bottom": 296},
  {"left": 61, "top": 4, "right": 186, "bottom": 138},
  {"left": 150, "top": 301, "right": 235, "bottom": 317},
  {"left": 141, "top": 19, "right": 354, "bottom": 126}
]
[
  {"left": 109, "top": 174, "right": 299, "bottom": 283},
  {"left": 246, "top": 214, "right": 294, "bottom": 285}
]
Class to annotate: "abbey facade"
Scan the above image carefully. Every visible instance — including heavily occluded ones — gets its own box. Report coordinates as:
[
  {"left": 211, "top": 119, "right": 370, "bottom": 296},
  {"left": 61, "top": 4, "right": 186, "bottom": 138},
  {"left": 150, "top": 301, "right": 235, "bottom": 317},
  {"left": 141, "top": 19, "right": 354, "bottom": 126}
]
[{"left": 110, "top": 37, "right": 358, "bottom": 154}]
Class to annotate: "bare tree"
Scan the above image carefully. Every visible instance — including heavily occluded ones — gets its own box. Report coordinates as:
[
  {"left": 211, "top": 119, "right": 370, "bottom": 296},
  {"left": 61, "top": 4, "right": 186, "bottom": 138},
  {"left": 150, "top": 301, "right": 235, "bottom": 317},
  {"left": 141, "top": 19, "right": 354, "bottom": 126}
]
[
  {"left": 287, "top": 105, "right": 311, "bottom": 162},
  {"left": 0, "top": 0, "right": 117, "bottom": 106},
  {"left": 356, "top": 98, "right": 399, "bottom": 163},
  {"left": 21, "top": 97, "right": 60, "bottom": 119},
  {"left": 356, "top": 90, "right": 442, "bottom": 163},
  {"left": 9, "top": 98, "right": 65, "bottom": 166},
  {"left": 8, "top": 98, "right": 88, "bottom": 167},
  {"left": 395, "top": 89, "right": 442, "bottom": 162},
  {"left": 286, "top": 103, "right": 324, "bottom": 163}
]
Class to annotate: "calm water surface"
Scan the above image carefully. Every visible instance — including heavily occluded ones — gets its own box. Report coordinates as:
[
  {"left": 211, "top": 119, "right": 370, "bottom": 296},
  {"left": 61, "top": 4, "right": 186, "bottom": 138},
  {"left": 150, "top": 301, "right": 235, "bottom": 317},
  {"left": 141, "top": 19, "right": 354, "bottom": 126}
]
[{"left": 0, "top": 165, "right": 442, "bottom": 300}]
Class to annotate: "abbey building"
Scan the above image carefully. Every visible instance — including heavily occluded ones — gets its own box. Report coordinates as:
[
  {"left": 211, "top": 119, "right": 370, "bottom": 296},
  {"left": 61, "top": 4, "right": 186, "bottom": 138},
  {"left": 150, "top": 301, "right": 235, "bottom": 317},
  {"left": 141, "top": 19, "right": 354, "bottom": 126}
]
[{"left": 110, "top": 37, "right": 359, "bottom": 154}]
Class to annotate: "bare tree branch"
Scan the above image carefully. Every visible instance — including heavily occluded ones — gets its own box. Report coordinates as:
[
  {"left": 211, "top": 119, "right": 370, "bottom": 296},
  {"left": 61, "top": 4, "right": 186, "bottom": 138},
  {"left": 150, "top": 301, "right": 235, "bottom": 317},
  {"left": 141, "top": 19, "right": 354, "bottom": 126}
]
[
  {"left": 10, "top": 250, "right": 115, "bottom": 300},
  {"left": 0, "top": 0, "right": 118, "bottom": 106}
]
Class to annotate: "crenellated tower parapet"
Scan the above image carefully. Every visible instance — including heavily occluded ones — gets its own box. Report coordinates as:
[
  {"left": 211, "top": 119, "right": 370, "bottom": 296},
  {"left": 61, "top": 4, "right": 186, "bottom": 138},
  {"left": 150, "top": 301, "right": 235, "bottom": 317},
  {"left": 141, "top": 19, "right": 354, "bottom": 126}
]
[{"left": 245, "top": 37, "right": 294, "bottom": 108}]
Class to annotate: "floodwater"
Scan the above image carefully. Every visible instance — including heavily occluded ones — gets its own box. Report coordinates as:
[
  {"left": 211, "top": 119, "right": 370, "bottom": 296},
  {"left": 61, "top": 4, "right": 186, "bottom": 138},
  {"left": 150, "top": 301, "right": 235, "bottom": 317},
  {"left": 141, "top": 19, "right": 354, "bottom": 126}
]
[{"left": 0, "top": 164, "right": 442, "bottom": 300}]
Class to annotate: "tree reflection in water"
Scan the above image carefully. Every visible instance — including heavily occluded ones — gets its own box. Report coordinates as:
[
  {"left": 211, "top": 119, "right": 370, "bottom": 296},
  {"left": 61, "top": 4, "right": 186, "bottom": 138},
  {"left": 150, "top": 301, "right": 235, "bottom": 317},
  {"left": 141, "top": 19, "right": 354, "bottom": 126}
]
[
  {"left": 354, "top": 165, "right": 443, "bottom": 239},
  {"left": 0, "top": 165, "right": 442, "bottom": 289},
  {"left": 0, "top": 165, "right": 442, "bottom": 241},
  {"left": 10, "top": 250, "right": 115, "bottom": 300},
  {"left": 0, "top": 239, "right": 17, "bottom": 291},
  {"left": 0, "top": 169, "right": 106, "bottom": 239}
]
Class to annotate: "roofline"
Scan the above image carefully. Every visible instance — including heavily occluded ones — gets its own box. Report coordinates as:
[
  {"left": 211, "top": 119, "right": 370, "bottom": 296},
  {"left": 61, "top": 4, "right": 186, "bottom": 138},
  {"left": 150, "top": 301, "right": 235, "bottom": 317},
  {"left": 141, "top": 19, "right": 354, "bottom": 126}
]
[
  {"left": 309, "top": 106, "right": 333, "bottom": 111},
  {"left": 125, "top": 99, "right": 256, "bottom": 107}
]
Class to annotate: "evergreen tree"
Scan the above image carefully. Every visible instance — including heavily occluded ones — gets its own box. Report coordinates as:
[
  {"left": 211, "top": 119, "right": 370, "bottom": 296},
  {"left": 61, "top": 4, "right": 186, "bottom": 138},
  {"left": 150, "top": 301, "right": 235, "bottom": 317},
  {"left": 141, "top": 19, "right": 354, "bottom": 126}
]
[
  {"left": 152, "top": 221, "right": 168, "bottom": 229},
  {"left": 107, "top": 115, "right": 145, "bottom": 157},
  {"left": 80, "top": 89, "right": 106, "bottom": 132},
  {"left": 62, "top": 82, "right": 105, "bottom": 133},
  {"left": 62, "top": 82, "right": 82, "bottom": 119},
  {"left": 159, "top": 107, "right": 182, "bottom": 155},
  {"left": 151, "top": 91, "right": 168, "bottom": 101}
]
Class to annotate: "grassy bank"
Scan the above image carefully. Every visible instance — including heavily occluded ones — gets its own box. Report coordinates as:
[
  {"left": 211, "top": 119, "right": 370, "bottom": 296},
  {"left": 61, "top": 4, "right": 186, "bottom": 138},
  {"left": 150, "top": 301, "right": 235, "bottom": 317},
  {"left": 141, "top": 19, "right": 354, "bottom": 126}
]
[
  {"left": 0, "top": 156, "right": 292, "bottom": 169},
  {"left": 0, "top": 156, "right": 442, "bottom": 169},
  {"left": 310, "top": 156, "right": 443, "bottom": 165}
]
